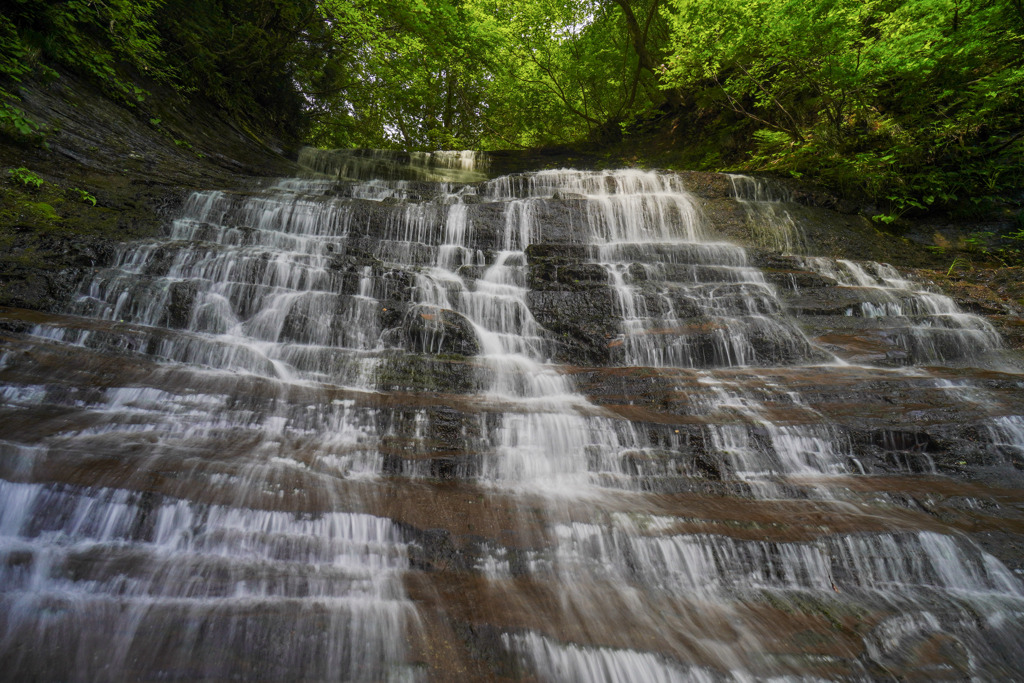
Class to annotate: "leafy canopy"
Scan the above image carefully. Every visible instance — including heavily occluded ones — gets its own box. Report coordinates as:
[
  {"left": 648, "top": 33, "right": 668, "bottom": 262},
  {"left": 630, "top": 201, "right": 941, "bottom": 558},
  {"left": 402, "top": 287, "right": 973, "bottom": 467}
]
[
  {"left": 661, "top": 0, "right": 1024, "bottom": 215},
  {"left": 1, "top": 0, "right": 1021, "bottom": 215}
]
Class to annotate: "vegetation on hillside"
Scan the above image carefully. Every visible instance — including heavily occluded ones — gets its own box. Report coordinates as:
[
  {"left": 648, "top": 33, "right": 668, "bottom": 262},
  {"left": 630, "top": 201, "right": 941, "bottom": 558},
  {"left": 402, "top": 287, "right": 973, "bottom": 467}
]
[
  {"left": 1, "top": 0, "right": 1021, "bottom": 219},
  {"left": 0, "top": 0, "right": 333, "bottom": 142},
  {"left": 661, "top": 0, "right": 1024, "bottom": 220}
]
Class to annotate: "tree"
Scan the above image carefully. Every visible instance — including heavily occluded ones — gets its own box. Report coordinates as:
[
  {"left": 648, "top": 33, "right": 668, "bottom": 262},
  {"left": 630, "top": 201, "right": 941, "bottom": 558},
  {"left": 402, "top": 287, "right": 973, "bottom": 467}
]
[{"left": 660, "top": 0, "right": 1024, "bottom": 214}]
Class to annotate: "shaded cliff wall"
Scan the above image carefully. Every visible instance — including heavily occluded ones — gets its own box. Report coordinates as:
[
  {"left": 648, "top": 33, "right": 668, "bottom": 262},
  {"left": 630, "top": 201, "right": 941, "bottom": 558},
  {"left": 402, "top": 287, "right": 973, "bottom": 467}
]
[{"left": 0, "top": 67, "right": 297, "bottom": 311}]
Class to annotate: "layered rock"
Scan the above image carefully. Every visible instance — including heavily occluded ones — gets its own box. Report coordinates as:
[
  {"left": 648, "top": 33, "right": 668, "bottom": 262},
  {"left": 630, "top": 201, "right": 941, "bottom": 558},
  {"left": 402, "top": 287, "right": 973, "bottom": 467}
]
[{"left": 0, "top": 152, "right": 1023, "bottom": 680}]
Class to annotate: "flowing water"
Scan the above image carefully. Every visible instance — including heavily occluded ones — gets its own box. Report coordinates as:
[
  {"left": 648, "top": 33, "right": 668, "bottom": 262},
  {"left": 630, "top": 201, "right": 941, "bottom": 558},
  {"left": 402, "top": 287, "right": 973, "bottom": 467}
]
[{"left": 1, "top": 150, "right": 1023, "bottom": 680}]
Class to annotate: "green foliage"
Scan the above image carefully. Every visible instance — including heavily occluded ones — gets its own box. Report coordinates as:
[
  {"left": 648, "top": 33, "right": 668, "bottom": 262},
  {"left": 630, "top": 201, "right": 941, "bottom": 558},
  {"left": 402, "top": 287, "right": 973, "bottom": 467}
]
[
  {"left": 0, "top": 14, "right": 47, "bottom": 142},
  {"left": 961, "top": 226, "right": 1024, "bottom": 266},
  {"left": 1, "top": 0, "right": 177, "bottom": 147},
  {"left": 71, "top": 187, "right": 96, "bottom": 206},
  {"left": 1, "top": 0, "right": 1018, "bottom": 222},
  {"left": 482, "top": 0, "right": 673, "bottom": 147},
  {"left": 154, "top": 0, "right": 327, "bottom": 137},
  {"left": 0, "top": 0, "right": 330, "bottom": 142},
  {"left": 661, "top": 0, "right": 1024, "bottom": 213},
  {"left": 2, "top": 0, "right": 173, "bottom": 107},
  {"left": 0, "top": 98, "right": 43, "bottom": 140},
  {"left": 2, "top": 0, "right": 675, "bottom": 149},
  {"left": 947, "top": 255, "right": 970, "bottom": 276},
  {"left": 310, "top": 0, "right": 502, "bottom": 148},
  {"left": 307, "top": 0, "right": 674, "bottom": 149},
  {"left": 8, "top": 167, "right": 44, "bottom": 189}
]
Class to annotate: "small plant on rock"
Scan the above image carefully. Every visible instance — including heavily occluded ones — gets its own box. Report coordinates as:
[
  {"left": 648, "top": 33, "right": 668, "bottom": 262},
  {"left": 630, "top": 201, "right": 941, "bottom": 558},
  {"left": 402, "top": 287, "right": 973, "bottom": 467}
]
[
  {"left": 71, "top": 187, "right": 96, "bottom": 206},
  {"left": 8, "top": 166, "right": 44, "bottom": 189}
]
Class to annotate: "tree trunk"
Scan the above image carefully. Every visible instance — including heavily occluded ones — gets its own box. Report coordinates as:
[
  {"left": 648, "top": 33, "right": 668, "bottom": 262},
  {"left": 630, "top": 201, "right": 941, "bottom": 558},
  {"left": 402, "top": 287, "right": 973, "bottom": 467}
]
[{"left": 611, "top": 0, "right": 681, "bottom": 109}]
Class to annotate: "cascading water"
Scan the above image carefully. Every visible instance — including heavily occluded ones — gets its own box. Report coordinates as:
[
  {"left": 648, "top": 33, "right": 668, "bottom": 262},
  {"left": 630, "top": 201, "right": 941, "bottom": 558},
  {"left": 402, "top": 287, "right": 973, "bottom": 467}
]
[
  {"left": 728, "top": 174, "right": 804, "bottom": 255},
  {"left": 802, "top": 256, "right": 1003, "bottom": 365},
  {"left": 1, "top": 148, "right": 1023, "bottom": 681}
]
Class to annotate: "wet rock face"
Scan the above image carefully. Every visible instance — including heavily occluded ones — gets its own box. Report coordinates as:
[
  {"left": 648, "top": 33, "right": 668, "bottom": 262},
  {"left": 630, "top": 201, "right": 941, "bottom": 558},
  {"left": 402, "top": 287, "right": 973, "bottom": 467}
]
[
  {"left": 164, "top": 280, "right": 198, "bottom": 329},
  {"left": 526, "top": 289, "right": 620, "bottom": 365},
  {"left": 402, "top": 306, "right": 481, "bottom": 357},
  {"left": 0, "top": 64, "right": 296, "bottom": 314},
  {"left": 0, "top": 158, "right": 1023, "bottom": 682}
]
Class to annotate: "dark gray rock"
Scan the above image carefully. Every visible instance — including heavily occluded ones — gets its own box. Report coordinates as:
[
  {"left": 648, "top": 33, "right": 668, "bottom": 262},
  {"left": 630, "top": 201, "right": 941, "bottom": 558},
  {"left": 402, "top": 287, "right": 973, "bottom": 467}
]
[
  {"left": 165, "top": 280, "right": 198, "bottom": 329},
  {"left": 403, "top": 306, "right": 481, "bottom": 357}
]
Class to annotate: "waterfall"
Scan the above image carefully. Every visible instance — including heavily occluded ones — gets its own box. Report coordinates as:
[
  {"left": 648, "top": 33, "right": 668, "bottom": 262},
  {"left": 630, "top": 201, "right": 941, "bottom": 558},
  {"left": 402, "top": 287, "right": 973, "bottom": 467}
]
[
  {"left": 802, "top": 256, "right": 1002, "bottom": 364},
  {"left": 1, "top": 149, "right": 1023, "bottom": 680}
]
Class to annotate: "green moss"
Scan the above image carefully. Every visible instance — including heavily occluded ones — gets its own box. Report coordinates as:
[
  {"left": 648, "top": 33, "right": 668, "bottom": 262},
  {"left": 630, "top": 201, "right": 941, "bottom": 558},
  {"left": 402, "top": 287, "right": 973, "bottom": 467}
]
[{"left": 24, "top": 201, "right": 58, "bottom": 221}]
